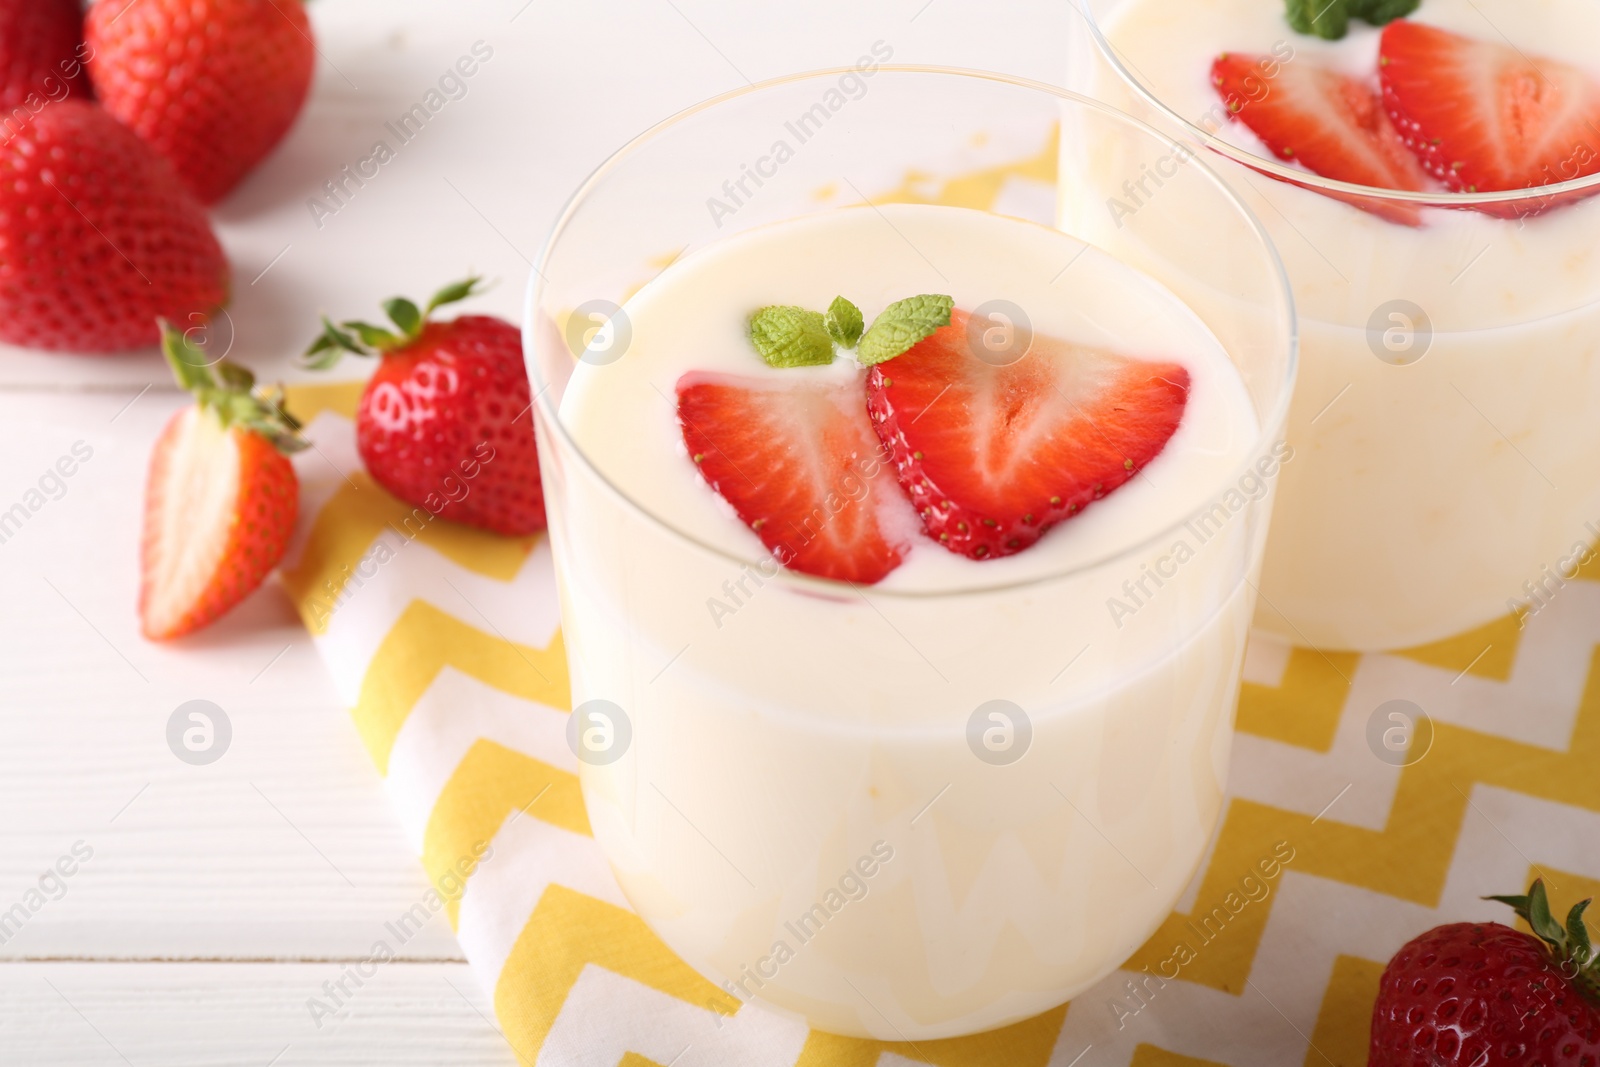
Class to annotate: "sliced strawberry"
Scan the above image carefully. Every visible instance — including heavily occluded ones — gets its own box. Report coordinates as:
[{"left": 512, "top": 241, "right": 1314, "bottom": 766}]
[
  {"left": 677, "top": 372, "right": 906, "bottom": 584},
  {"left": 141, "top": 325, "right": 305, "bottom": 640},
  {"left": 865, "top": 311, "right": 1189, "bottom": 561},
  {"left": 1212, "top": 52, "right": 1431, "bottom": 225},
  {"left": 141, "top": 408, "right": 300, "bottom": 639},
  {"left": 1380, "top": 21, "right": 1600, "bottom": 212}
]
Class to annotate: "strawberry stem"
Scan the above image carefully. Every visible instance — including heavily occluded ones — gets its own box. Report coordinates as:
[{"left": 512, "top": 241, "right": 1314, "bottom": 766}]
[
  {"left": 301, "top": 276, "right": 488, "bottom": 370},
  {"left": 160, "top": 321, "right": 309, "bottom": 455},
  {"left": 1487, "top": 879, "right": 1600, "bottom": 999}
]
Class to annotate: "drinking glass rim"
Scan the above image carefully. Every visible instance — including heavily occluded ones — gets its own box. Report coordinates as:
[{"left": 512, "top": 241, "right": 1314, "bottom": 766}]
[
  {"left": 524, "top": 64, "right": 1299, "bottom": 601},
  {"left": 1074, "top": 0, "right": 1600, "bottom": 207}
]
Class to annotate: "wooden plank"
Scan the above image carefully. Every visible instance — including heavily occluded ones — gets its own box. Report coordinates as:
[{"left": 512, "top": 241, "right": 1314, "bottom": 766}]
[
  {"left": 0, "top": 392, "right": 458, "bottom": 961},
  {"left": 0, "top": 0, "right": 687, "bottom": 389},
  {"left": 0, "top": 961, "right": 517, "bottom": 1066},
  {"left": 0, "top": 0, "right": 1077, "bottom": 389}
]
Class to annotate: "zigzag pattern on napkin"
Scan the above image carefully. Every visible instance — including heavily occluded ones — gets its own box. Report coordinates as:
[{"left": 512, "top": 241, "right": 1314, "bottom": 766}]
[
  {"left": 278, "top": 449, "right": 1600, "bottom": 1065},
  {"left": 278, "top": 126, "right": 1600, "bottom": 1064}
]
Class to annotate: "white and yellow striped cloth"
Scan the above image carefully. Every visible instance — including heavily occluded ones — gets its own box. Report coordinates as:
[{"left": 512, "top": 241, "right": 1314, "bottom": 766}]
[{"left": 279, "top": 135, "right": 1600, "bottom": 1066}]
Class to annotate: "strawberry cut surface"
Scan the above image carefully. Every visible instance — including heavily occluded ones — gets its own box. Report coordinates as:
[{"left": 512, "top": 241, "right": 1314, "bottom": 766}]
[
  {"left": 677, "top": 371, "right": 906, "bottom": 584},
  {"left": 140, "top": 407, "right": 299, "bottom": 641},
  {"left": 1379, "top": 20, "right": 1600, "bottom": 205},
  {"left": 865, "top": 311, "right": 1190, "bottom": 562},
  {"left": 1212, "top": 52, "right": 1430, "bottom": 225}
]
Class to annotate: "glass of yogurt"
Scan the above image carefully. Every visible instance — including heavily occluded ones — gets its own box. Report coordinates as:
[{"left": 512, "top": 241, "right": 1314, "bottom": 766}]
[
  {"left": 526, "top": 68, "right": 1295, "bottom": 1040},
  {"left": 1070, "top": 0, "right": 1600, "bottom": 651}
]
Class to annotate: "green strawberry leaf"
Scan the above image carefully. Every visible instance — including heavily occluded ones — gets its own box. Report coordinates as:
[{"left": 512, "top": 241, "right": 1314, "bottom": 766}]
[
  {"left": 216, "top": 362, "right": 256, "bottom": 393},
  {"left": 825, "top": 296, "right": 864, "bottom": 348},
  {"left": 425, "top": 276, "right": 486, "bottom": 315},
  {"left": 159, "top": 320, "right": 217, "bottom": 393},
  {"left": 856, "top": 294, "right": 953, "bottom": 366},
  {"left": 161, "top": 321, "right": 308, "bottom": 455},
  {"left": 749, "top": 305, "right": 835, "bottom": 368},
  {"left": 306, "top": 277, "right": 490, "bottom": 371},
  {"left": 384, "top": 297, "right": 423, "bottom": 338},
  {"left": 1490, "top": 880, "right": 1569, "bottom": 954},
  {"left": 1567, "top": 899, "right": 1594, "bottom": 967},
  {"left": 1527, "top": 880, "right": 1568, "bottom": 950},
  {"left": 342, "top": 320, "right": 403, "bottom": 351},
  {"left": 1485, "top": 892, "right": 1532, "bottom": 918},
  {"left": 302, "top": 318, "right": 369, "bottom": 370}
]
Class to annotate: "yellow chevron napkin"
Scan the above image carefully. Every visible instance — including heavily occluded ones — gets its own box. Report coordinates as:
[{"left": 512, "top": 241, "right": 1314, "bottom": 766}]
[{"left": 278, "top": 134, "right": 1600, "bottom": 1066}]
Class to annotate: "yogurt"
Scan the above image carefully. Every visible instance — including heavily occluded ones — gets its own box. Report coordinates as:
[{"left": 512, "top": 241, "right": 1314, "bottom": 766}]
[
  {"left": 542, "top": 203, "right": 1277, "bottom": 1038},
  {"left": 562, "top": 205, "right": 1258, "bottom": 591},
  {"left": 1071, "top": 0, "right": 1600, "bottom": 650}
]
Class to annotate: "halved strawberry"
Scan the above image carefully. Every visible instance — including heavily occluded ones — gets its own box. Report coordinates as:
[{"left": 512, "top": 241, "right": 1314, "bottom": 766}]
[
  {"left": 141, "top": 324, "right": 306, "bottom": 640},
  {"left": 676, "top": 372, "right": 906, "bottom": 584},
  {"left": 865, "top": 311, "right": 1189, "bottom": 561},
  {"left": 1380, "top": 21, "right": 1600, "bottom": 212},
  {"left": 1212, "top": 52, "right": 1430, "bottom": 225}
]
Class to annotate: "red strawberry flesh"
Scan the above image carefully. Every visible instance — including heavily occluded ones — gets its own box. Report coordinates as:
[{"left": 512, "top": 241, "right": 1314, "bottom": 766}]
[
  {"left": 1380, "top": 20, "right": 1600, "bottom": 210},
  {"left": 1212, "top": 52, "right": 1430, "bottom": 226},
  {"left": 141, "top": 407, "right": 299, "bottom": 640},
  {"left": 677, "top": 371, "right": 906, "bottom": 584},
  {"left": 865, "top": 310, "right": 1190, "bottom": 562}
]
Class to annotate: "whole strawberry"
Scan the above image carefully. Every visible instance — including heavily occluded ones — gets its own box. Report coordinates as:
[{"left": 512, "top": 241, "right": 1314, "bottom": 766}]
[
  {"left": 0, "top": 0, "right": 90, "bottom": 111},
  {"left": 86, "top": 0, "right": 315, "bottom": 204},
  {"left": 142, "top": 323, "right": 307, "bottom": 640},
  {"left": 305, "top": 279, "right": 546, "bottom": 537},
  {"left": 1370, "top": 880, "right": 1600, "bottom": 1065},
  {"left": 0, "top": 100, "right": 228, "bottom": 352}
]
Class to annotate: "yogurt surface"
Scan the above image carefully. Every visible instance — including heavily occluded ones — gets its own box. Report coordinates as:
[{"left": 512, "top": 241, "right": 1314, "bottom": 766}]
[
  {"left": 560, "top": 203, "right": 1259, "bottom": 592},
  {"left": 1075, "top": 0, "right": 1600, "bottom": 649},
  {"left": 538, "top": 201, "right": 1279, "bottom": 1037}
]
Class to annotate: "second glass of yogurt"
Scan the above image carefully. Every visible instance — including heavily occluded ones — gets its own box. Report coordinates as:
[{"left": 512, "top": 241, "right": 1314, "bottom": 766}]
[
  {"left": 527, "top": 68, "right": 1295, "bottom": 1040},
  {"left": 1070, "top": 0, "right": 1600, "bottom": 651}
]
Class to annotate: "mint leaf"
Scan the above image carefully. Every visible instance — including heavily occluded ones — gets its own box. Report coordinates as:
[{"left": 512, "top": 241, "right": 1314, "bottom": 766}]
[
  {"left": 825, "top": 296, "right": 864, "bottom": 348},
  {"left": 857, "top": 294, "right": 953, "bottom": 366},
  {"left": 1285, "top": 0, "right": 1418, "bottom": 39},
  {"left": 1285, "top": 0, "right": 1349, "bottom": 39},
  {"left": 749, "top": 306, "right": 834, "bottom": 368}
]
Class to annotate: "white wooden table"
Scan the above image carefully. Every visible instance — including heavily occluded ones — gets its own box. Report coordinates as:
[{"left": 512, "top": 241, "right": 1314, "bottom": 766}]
[{"left": 0, "top": 1, "right": 1068, "bottom": 1061}]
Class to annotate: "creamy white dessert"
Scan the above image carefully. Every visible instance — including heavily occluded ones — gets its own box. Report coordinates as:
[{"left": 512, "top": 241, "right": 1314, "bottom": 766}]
[
  {"left": 1070, "top": 0, "right": 1600, "bottom": 650},
  {"left": 542, "top": 204, "right": 1277, "bottom": 1038}
]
